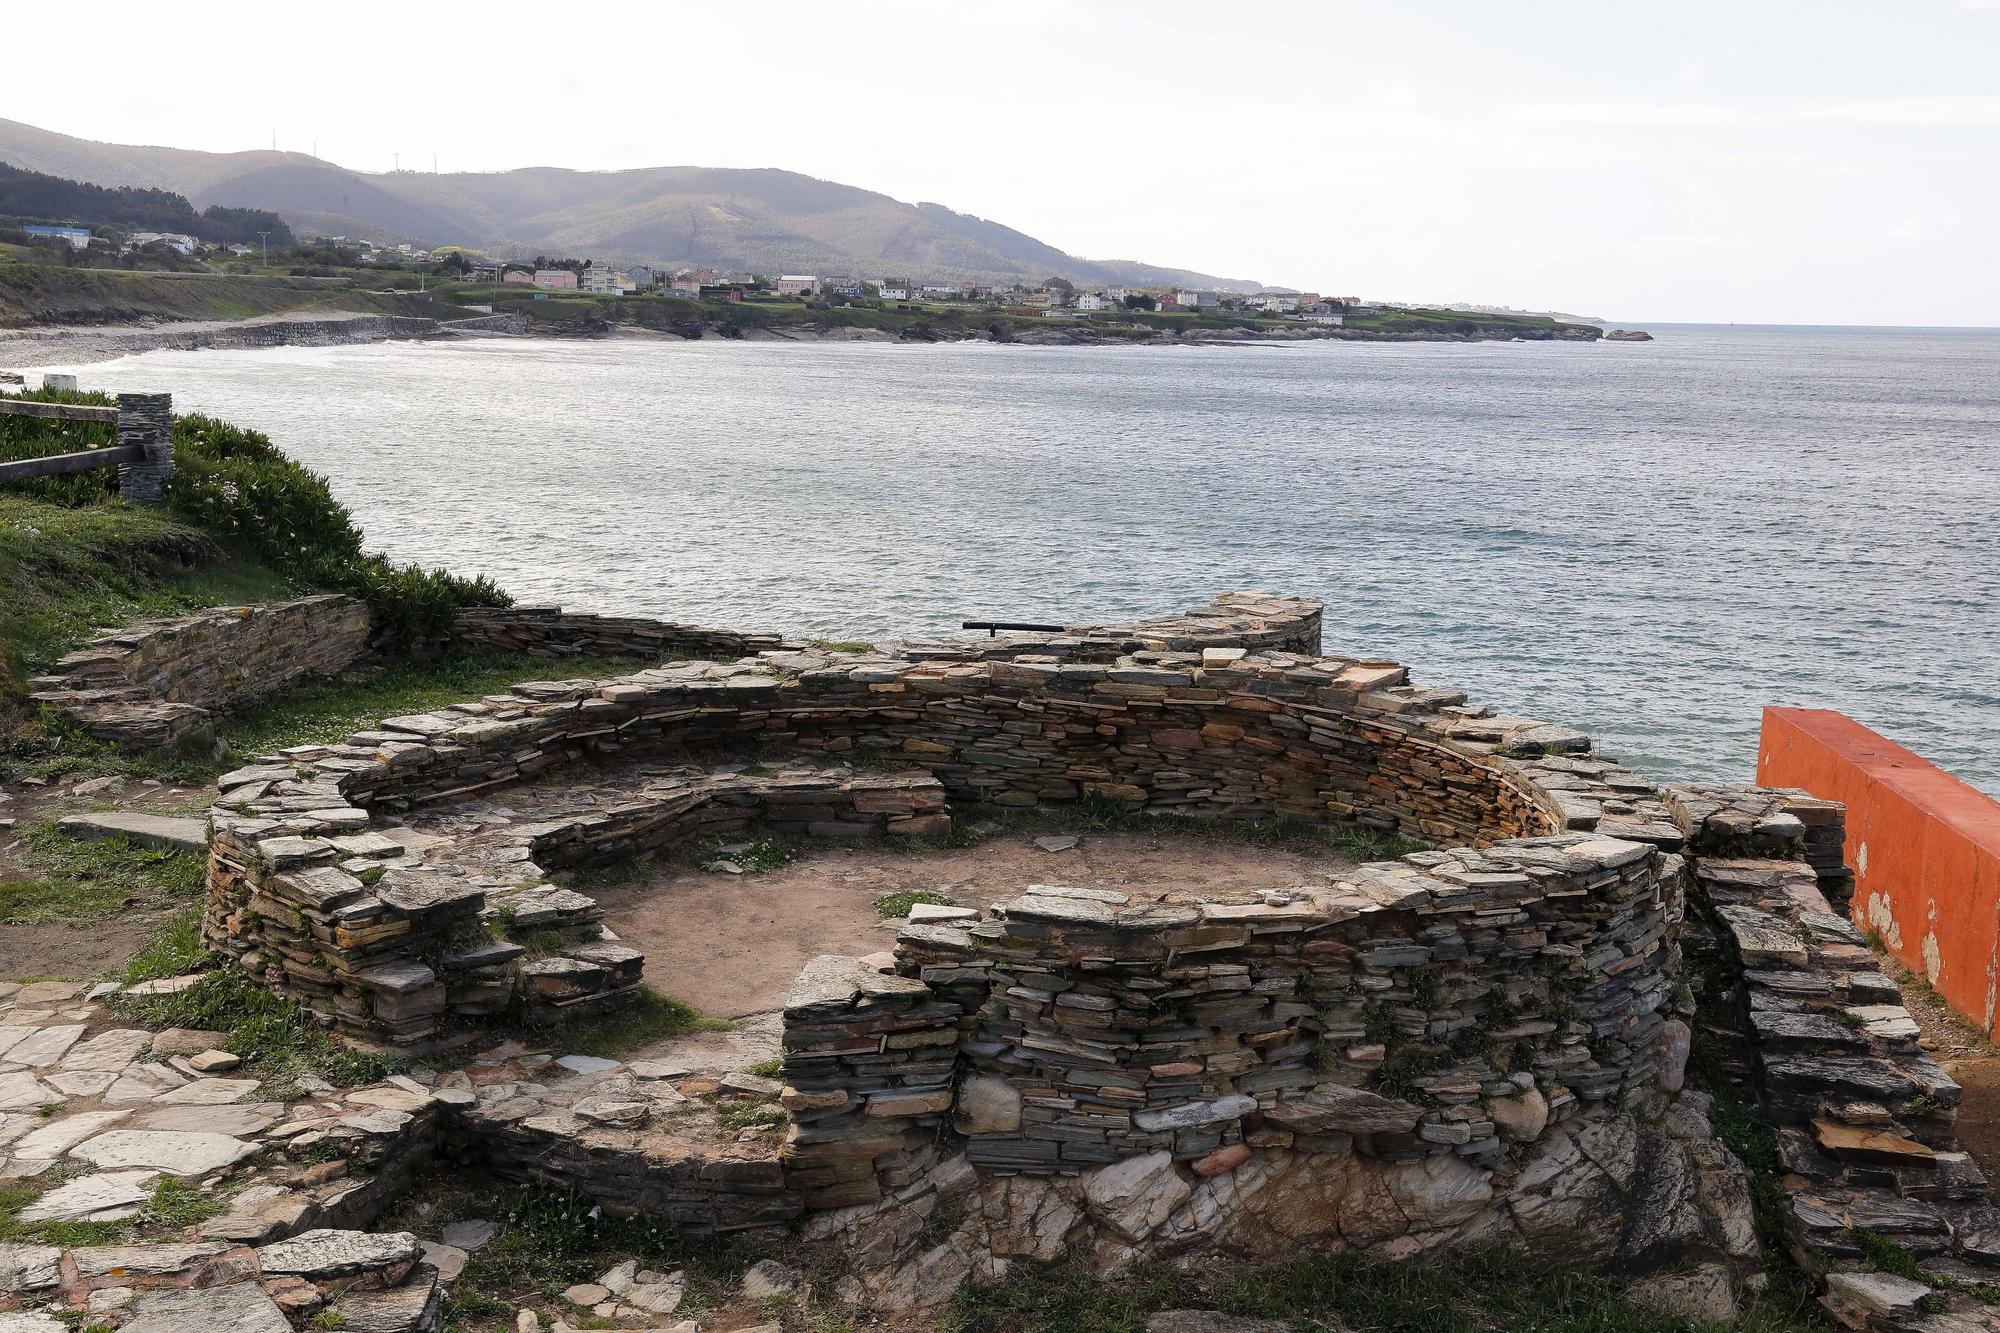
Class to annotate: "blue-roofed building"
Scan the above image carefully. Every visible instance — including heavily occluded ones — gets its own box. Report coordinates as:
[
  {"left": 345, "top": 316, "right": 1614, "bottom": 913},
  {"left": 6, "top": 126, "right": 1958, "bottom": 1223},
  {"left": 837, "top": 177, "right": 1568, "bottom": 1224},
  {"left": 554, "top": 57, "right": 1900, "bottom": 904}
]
[{"left": 22, "top": 225, "right": 92, "bottom": 250}]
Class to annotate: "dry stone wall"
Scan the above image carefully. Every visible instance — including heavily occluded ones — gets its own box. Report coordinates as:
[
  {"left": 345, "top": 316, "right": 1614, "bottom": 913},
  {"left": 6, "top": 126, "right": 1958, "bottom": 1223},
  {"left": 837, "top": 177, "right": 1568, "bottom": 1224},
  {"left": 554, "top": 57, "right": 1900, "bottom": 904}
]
[
  {"left": 204, "top": 764, "right": 948, "bottom": 1046},
  {"left": 782, "top": 830, "right": 1681, "bottom": 1216},
  {"left": 1673, "top": 784, "right": 2000, "bottom": 1330},
  {"left": 442, "top": 606, "right": 792, "bottom": 661},
  {"left": 29, "top": 595, "right": 373, "bottom": 749},
  {"left": 200, "top": 592, "right": 1686, "bottom": 1051}
]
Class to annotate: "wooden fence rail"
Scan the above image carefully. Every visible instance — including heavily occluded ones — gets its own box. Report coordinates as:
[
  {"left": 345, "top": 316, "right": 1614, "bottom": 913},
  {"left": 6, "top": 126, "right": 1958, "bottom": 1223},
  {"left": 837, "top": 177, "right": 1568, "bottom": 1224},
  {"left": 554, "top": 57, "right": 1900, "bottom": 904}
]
[
  {"left": 0, "top": 392, "right": 174, "bottom": 502},
  {"left": 0, "top": 399, "right": 122, "bottom": 424}
]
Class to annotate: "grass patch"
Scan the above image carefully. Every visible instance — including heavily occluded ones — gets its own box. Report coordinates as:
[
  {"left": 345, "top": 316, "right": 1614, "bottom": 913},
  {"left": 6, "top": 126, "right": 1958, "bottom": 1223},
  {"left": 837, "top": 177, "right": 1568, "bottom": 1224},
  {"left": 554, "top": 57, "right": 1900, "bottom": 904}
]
[
  {"left": 140, "top": 1175, "right": 225, "bottom": 1229},
  {"left": 217, "top": 652, "right": 645, "bottom": 760},
  {"left": 943, "top": 1249, "right": 1820, "bottom": 1333},
  {"left": 876, "top": 889, "right": 952, "bottom": 918},
  {"left": 117, "top": 906, "right": 211, "bottom": 983},
  {"left": 0, "top": 1181, "right": 134, "bottom": 1247},
  {"left": 717, "top": 837, "right": 795, "bottom": 874},
  {"left": 526, "top": 985, "right": 720, "bottom": 1060},
  {"left": 442, "top": 1184, "right": 769, "bottom": 1320},
  {"left": 0, "top": 820, "right": 206, "bottom": 925},
  {"left": 713, "top": 1100, "right": 790, "bottom": 1133},
  {"left": 110, "top": 966, "right": 403, "bottom": 1094}
]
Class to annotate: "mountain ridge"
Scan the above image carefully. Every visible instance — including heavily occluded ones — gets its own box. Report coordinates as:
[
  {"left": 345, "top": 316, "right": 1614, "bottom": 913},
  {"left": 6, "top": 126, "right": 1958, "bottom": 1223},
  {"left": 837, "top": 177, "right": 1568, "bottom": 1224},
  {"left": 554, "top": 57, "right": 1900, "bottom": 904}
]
[{"left": 0, "top": 118, "right": 1266, "bottom": 290}]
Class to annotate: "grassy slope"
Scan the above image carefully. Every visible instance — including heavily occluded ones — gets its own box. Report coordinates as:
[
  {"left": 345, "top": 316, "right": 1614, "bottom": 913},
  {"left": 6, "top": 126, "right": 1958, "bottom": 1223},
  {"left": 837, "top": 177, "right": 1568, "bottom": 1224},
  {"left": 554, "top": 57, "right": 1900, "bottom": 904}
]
[
  {"left": 0, "top": 496, "right": 300, "bottom": 733},
  {"left": 0, "top": 260, "right": 470, "bottom": 327}
]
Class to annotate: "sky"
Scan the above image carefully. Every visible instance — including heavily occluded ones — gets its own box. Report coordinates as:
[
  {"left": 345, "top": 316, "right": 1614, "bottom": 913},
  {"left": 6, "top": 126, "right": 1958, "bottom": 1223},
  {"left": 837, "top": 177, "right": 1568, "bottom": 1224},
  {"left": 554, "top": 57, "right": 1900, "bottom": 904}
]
[{"left": 5, "top": 0, "right": 1998, "bottom": 325}]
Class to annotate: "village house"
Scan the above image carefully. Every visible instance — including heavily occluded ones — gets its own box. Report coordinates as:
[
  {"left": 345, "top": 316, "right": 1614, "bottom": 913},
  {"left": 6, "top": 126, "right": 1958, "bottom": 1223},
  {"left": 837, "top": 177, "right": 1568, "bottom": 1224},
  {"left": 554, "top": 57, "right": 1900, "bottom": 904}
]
[
  {"left": 580, "top": 264, "right": 630, "bottom": 295},
  {"left": 502, "top": 270, "right": 536, "bottom": 285},
  {"left": 775, "top": 274, "right": 822, "bottom": 296},
  {"left": 23, "top": 225, "right": 93, "bottom": 249},
  {"left": 626, "top": 265, "right": 655, "bottom": 289},
  {"left": 824, "top": 276, "right": 864, "bottom": 298},
  {"left": 1075, "top": 291, "right": 1106, "bottom": 311},
  {"left": 877, "top": 277, "right": 912, "bottom": 300},
  {"left": 533, "top": 269, "right": 579, "bottom": 291},
  {"left": 1174, "top": 289, "right": 1219, "bottom": 310},
  {"left": 124, "top": 231, "right": 199, "bottom": 255}
]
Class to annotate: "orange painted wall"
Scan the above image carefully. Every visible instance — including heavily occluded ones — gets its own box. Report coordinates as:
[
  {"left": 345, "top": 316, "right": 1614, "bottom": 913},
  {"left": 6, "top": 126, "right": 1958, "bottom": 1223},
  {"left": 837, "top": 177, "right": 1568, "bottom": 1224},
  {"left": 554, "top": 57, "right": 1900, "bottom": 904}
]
[{"left": 1758, "top": 707, "right": 2000, "bottom": 1036}]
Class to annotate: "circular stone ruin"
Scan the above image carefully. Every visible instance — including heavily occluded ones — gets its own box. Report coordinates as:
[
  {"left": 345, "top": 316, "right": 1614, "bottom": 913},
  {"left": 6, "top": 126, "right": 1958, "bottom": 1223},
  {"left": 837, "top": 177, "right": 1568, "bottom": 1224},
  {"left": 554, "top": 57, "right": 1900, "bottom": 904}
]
[{"left": 198, "top": 592, "right": 1762, "bottom": 1311}]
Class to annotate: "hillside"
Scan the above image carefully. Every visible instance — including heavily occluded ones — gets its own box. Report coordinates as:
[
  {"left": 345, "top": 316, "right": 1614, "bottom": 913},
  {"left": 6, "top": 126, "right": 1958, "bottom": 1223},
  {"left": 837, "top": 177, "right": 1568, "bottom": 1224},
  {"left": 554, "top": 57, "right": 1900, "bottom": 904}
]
[{"left": 0, "top": 118, "right": 1265, "bottom": 290}]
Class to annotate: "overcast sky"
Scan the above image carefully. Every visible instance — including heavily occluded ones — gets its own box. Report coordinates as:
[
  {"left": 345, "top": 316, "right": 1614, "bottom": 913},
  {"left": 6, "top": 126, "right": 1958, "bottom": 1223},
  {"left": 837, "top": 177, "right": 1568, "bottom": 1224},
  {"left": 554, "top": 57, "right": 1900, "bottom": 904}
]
[{"left": 7, "top": 0, "right": 1998, "bottom": 325}]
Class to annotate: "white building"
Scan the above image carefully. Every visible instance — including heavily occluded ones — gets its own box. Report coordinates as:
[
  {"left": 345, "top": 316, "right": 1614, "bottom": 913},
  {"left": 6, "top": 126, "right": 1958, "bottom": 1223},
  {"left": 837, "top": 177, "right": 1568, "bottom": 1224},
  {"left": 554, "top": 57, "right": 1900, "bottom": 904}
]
[
  {"left": 877, "top": 277, "right": 912, "bottom": 301},
  {"left": 580, "top": 265, "right": 631, "bottom": 295},
  {"left": 1174, "top": 289, "right": 1219, "bottom": 310},
  {"left": 775, "top": 275, "right": 822, "bottom": 296},
  {"left": 125, "top": 232, "right": 199, "bottom": 256},
  {"left": 1075, "top": 292, "right": 1106, "bottom": 311}
]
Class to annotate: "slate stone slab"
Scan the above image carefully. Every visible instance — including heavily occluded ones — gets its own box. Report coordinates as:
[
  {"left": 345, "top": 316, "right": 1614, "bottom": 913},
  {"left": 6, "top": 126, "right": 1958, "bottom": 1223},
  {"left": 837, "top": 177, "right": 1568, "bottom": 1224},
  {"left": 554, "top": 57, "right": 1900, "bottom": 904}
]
[
  {"left": 119, "top": 1282, "right": 291, "bottom": 1333},
  {"left": 255, "top": 1228, "right": 423, "bottom": 1278},
  {"left": 70, "top": 1129, "right": 259, "bottom": 1175},
  {"left": 56, "top": 812, "right": 206, "bottom": 852}
]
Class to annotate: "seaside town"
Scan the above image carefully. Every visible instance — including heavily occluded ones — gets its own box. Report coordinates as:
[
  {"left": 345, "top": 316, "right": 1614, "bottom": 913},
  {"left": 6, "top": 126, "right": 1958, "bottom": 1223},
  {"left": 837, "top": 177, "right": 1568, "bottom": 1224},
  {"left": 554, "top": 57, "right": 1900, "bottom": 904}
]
[{"left": 21, "top": 219, "right": 1367, "bottom": 323}]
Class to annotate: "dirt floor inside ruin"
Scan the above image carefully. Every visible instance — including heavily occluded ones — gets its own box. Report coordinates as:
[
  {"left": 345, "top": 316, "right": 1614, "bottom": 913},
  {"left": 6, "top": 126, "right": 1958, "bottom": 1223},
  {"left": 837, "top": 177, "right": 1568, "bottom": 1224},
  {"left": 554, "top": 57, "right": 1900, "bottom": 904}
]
[
  {"left": 0, "top": 774, "right": 214, "bottom": 979},
  {"left": 588, "top": 828, "right": 1363, "bottom": 1020}
]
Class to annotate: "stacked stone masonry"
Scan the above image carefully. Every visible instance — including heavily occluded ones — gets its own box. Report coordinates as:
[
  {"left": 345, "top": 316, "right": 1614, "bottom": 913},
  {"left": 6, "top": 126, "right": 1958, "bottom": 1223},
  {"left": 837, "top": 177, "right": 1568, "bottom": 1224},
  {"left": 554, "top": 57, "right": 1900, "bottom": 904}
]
[
  {"left": 205, "top": 762, "right": 949, "bottom": 1044},
  {"left": 1673, "top": 784, "right": 2000, "bottom": 1329},
  {"left": 177, "top": 590, "right": 2000, "bottom": 1323},
  {"left": 29, "top": 595, "right": 373, "bottom": 748},
  {"left": 441, "top": 605, "right": 794, "bottom": 661}
]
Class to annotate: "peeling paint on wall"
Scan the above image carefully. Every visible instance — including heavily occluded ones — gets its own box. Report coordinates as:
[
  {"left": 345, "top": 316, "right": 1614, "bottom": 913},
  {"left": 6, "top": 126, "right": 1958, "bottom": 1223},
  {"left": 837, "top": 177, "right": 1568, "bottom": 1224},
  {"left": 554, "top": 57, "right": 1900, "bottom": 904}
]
[{"left": 1867, "top": 891, "right": 1904, "bottom": 950}]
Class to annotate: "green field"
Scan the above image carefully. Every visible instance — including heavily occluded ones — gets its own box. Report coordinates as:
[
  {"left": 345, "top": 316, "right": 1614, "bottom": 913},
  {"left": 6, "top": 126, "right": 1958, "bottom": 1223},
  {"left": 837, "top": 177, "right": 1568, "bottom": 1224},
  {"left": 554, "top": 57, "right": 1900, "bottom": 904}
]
[{"left": 0, "top": 261, "right": 473, "bottom": 327}]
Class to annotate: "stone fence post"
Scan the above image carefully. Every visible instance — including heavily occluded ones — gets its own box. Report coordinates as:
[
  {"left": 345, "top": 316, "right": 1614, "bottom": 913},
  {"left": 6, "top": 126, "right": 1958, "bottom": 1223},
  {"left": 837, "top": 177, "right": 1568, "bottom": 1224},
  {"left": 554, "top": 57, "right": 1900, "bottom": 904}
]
[{"left": 115, "top": 393, "right": 173, "bottom": 504}]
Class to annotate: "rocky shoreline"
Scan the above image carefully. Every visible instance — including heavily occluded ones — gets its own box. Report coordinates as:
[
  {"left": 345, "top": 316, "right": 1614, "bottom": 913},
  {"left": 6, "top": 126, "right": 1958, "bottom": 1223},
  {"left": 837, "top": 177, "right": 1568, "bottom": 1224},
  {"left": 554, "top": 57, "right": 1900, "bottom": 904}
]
[{"left": 0, "top": 306, "right": 1626, "bottom": 369}]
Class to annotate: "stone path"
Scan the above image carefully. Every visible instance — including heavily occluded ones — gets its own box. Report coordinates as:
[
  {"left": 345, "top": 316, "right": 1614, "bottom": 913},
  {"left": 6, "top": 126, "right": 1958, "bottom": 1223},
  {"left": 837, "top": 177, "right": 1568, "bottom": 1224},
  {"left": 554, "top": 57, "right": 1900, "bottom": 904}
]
[{"left": 0, "top": 978, "right": 787, "bottom": 1329}]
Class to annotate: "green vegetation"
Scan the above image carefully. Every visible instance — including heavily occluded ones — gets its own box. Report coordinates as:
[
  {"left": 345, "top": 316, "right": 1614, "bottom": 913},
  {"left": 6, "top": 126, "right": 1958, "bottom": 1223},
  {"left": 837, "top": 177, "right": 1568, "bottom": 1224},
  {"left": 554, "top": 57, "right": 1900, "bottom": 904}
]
[
  {"left": 1341, "top": 306, "right": 1587, "bottom": 338},
  {"left": 943, "top": 1250, "right": 1819, "bottom": 1333},
  {"left": 2, "top": 391, "right": 517, "bottom": 769},
  {"left": 140, "top": 1175, "right": 225, "bottom": 1229},
  {"left": 215, "top": 652, "right": 642, "bottom": 759},
  {"left": 119, "top": 907, "right": 207, "bottom": 983},
  {"left": 409, "top": 1183, "right": 771, "bottom": 1326},
  {"left": 0, "top": 820, "right": 206, "bottom": 924},
  {"left": 0, "top": 159, "right": 293, "bottom": 247},
  {"left": 442, "top": 285, "right": 1598, "bottom": 346},
  {"left": 876, "top": 888, "right": 953, "bottom": 918},
  {"left": 712, "top": 1100, "right": 790, "bottom": 1133},
  {"left": 524, "top": 985, "right": 719, "bottom": 1060},
  {"left": 111, "top": 965, "right": 405, "bottom": 1095},
  {"left": 726, "top": 837, "right": 796, "bottom": 874},
  {"left": 0, "top": 264, "right": 464, "bottom": 328}
]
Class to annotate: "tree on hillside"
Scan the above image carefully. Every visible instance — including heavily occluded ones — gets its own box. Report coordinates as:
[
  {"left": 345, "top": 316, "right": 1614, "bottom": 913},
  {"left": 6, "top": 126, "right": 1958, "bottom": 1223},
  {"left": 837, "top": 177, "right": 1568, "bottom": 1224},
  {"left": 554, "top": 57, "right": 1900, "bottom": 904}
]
[
  {"left": 1123, "top": 293, "right": 1157, "bottom": 311},
  {"left": 1043, "top": 275, "right": 1075, "bottom": 294}
]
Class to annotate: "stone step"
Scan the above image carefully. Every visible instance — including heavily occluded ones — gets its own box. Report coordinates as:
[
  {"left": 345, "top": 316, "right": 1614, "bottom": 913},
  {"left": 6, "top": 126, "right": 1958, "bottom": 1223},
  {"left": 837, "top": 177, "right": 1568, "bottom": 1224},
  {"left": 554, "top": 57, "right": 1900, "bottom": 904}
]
[{"left": 55, "top": 811, "right": 208, "bottom": 852}]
